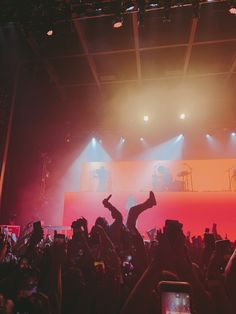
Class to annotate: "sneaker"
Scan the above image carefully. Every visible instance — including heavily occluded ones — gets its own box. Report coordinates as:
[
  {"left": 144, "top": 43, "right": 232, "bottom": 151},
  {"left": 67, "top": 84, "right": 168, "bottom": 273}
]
[{"left": 149, "top": 191, "right": 157, "bottom": 206}]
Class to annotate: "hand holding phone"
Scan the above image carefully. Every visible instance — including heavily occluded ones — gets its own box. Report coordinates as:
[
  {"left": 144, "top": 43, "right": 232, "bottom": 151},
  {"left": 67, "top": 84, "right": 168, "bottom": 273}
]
[{"left": 102, "top": 194, "right": 112, "bottom": 207}]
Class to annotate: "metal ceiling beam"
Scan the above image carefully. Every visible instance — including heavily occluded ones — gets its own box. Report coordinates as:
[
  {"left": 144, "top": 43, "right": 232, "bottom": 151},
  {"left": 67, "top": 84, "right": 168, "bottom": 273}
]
[
  {"left": 45, "top": 38, "right": 236, "bottom": 61},
  {"left": 73, "top": 19, "right": 102, "bottom": 93},
  {"left": 225, "top": 53, "right": 236, "bottom": 84},
  {"left": 60, "top": 71, "right": 234, "bottom": 87},
  {"left": 132, "top": 12, "right": 142, "bottom": 82},
  {"left": 183, "top": 18, "right": 198, "bottom": 75},
  {"left": 194, "top": 38, "right": 236, "bottom": 46}
]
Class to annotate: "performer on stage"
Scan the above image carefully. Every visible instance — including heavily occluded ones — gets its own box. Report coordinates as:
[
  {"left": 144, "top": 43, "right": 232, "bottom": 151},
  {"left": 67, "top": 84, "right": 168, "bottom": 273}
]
[
  {"left": 152, "top": 165, "right": 173, "bottom": 192},
  {"left": 95, "top": 166, "right": 108, "bottom": 192}
]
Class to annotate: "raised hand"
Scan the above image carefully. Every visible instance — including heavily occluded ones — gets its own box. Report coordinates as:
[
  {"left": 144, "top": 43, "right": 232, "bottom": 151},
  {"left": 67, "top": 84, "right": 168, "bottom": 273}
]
[{"left": 102, "top": 194, "right": 112, "bottom": 207}]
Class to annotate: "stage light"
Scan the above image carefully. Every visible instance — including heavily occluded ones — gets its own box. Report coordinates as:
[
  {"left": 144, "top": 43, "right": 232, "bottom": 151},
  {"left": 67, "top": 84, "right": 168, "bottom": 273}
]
[
  {"left": 47, "top": 29, "right": 53, "bottom": 36},
  {"left": 206, "top": 134, "right": 212, "bottom": 139},
  {"left": 229, "top": 0, "right": 236, "bottom": 14},
  {"left": 143, "top": 115, "right": 149, "bottom": 122},
  {"left": 126, "top": 5, "right": 135, "bottom": 11},
  {"left": 126, "top": 1, "right": 135, "bottom": 11},
  {"left": 149, "top": 3, "right": 158, "bottom": 7},
  {"left": 231, "top": 132, "right": 236, "bottom": 136},
  {"left": 229, "top": 7, "right": 236, "bottom": 13},
  {"left": 115, "top": 137, "right": 126, "bottom": 159},
  {"left": 140, "top": 137, "right": 144, "bottom": 141},
  {"left": 175, "top": 134, "right": 184, "bottom": 142},
  {"left": 92, "top": 137, "right": 96, "bottom": 147},
  {"left": 112, "top": 15, "right": 123, "bottom": 28},
  {"left": 180, "top": 113, "right": 186, "bottom": 120},
  {"left": 138, "top": 135, "right": 184, "bottom": 160}
]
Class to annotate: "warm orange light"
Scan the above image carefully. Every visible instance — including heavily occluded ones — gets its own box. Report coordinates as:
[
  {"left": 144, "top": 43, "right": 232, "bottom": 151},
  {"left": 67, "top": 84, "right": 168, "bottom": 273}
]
[
  {"left": 113, "top": 21, "right": 123, "bottom": 28},
  {"left": 47, "top": 30, "right": 53, "bottom": 36}
]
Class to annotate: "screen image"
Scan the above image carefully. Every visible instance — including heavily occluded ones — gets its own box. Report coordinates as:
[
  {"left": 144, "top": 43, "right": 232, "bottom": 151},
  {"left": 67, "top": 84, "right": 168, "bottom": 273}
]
[{"left": 161, "top": 292, "right": 191, "bottom": 314}]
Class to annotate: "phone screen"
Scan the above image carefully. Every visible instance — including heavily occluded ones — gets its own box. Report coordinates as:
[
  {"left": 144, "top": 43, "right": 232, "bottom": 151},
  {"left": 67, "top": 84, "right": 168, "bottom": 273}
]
[{"left": 161, "top": 292, "right": 191, "bottom": 314}]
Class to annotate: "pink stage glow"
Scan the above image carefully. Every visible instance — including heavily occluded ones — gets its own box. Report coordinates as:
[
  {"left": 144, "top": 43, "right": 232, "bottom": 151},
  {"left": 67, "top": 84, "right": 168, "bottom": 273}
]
[{"left": 63, "top": 159, "right": 236, "bottom": 240}]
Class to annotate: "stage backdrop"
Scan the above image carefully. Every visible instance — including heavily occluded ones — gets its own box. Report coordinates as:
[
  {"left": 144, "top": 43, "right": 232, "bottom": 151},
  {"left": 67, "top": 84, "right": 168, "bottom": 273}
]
[{"left": 63, "top": 159, "right": 236, "bottom": 240}]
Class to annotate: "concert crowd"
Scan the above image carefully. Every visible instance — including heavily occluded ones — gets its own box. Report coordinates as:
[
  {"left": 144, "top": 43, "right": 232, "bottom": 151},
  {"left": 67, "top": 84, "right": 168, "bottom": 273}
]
[{"left": 0, "top": 192, "right": 235, "bottom": 314}]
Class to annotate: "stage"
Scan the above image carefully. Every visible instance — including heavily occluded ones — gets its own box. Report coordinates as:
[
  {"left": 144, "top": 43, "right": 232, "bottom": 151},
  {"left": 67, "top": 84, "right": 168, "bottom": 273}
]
[
  {"left": 63, "top": 191, "right": 236, "bottom": 240},
  {"left": 62, "top": 159, "right": 236, "bottom": 240}
]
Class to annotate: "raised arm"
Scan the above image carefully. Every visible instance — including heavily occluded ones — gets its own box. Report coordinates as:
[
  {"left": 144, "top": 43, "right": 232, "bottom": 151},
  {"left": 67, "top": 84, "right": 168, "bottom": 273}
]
[{"left": 102, "top": 194, "right": 123, "bottom": 224}]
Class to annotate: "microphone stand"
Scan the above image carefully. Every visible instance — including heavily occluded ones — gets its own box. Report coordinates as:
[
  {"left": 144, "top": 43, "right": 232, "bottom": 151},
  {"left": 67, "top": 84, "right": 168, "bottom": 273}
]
[
  {"left": 183, "top": 163, "right": 194, "bottom": 192},
  {"left": 226, "top": 164, "right": 236, "bottom": 191}
]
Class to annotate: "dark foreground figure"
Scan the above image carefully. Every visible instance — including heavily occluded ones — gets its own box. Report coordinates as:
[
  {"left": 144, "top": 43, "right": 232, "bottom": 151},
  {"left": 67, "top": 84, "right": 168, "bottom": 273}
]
[{"left": 0, "top": 192, "right": 235, "bottom": 314}]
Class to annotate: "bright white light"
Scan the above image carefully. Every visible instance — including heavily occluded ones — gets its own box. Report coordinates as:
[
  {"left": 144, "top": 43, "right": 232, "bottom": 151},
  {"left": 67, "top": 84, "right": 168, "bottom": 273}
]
[
  {"left": 175, "top": 134, "right": 184, "bottom": 142},
  {"left": 231, "top": 132, "right": 236, "bottom": 136},
  {"left": 206, "top": 134, "right": 211, "bottom": 139},
  {"left": 180, "top": 113, "right": 186, "bottom": 120},
  {"left": 126, "top": 5, "right": 135, "bottom": 11},
  {"left": 92, "top": 137, "right": 96, "bottom": 147},
  {"left": 121, "top": 137, "right": 125, "bottom": 143},
  {"left": 47, "top": 30, "right": 53, "bottom": 36},
  {"left": 143, "top": 115, "right": 149, "bottom": 122},
  {"left": 140, "top": 137, "right": 144, "bottom": 141}
]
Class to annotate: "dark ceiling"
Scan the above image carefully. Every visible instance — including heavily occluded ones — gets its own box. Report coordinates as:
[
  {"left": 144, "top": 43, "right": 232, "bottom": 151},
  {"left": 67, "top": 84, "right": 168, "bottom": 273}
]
[
  {"left": 0, "top": 0, "right": 236, "bottom": 222},
  {"left": 0, "top": 0, "right": 236, "bottom": 139}
]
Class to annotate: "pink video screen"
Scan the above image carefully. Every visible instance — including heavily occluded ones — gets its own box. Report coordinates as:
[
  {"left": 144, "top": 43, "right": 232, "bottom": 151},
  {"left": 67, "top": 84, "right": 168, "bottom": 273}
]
[{"left": 63, "top": 159, "right": 236, "bottom": 239}]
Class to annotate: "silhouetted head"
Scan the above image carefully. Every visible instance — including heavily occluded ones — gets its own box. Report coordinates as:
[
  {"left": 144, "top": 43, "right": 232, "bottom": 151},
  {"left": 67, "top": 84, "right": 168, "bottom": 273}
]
[{"left": 95, "top": 217, "right": 109, "bottom": 232}]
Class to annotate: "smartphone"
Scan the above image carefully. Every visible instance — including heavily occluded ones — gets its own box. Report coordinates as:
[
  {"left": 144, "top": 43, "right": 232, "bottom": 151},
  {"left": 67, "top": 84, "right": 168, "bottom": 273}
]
[
  {"left": 159, "top": 281, "right": 192, "bottom": 314},
  {"left": 54, "top": 233, "right": 65, "bottom": 244}
]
